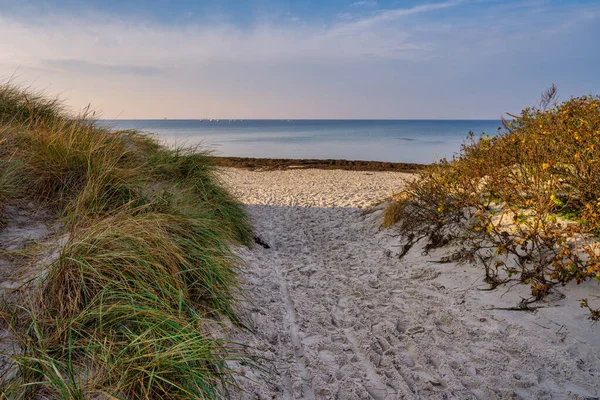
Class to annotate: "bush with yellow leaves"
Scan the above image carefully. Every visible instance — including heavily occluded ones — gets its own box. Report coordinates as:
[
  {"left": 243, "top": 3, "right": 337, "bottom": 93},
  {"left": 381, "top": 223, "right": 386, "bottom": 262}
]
[{"left": 385, "top": 86, "right": 600, "bottom": 319}]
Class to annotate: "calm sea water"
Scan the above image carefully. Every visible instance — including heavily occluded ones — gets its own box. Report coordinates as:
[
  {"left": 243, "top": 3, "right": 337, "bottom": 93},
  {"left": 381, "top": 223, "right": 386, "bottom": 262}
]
[{"left": 103, "top": 119, "right": 502, "bottom": 164}]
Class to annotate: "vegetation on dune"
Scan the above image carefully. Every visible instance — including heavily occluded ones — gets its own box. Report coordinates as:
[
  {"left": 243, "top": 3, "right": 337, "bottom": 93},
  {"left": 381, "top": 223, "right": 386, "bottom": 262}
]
[
  {"left": 212, "top": 157, "right": 425, "bottom": 172},
  {"left": 0, "top": 156, "right": 21, "bottom": 211},
  {"left": 385, "top": 86, "right": 600, "bottom": 320},
  {"left": 141, "top": 145, "right": 253, "bottom": 245},
  {"left": 0, "top": 83, "right": 253, "bottom": 398}
]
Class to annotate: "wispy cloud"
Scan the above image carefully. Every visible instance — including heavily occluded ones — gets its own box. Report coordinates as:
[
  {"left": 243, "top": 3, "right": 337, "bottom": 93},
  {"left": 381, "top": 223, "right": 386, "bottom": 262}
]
[
  {"left": 329, "top": 0, "right": 463, "bottom": 36},
  {"left": 0, "top": 1, "right": 598, "bottom": 118},
  {"left": 0, "top": 1, "right": 465, "bottom": 72},
  {"left": 350, "top": 1, "right": 378, "bottom": 7},
  {"left": 42, "top": 59, "right": 164, "bottom": 76}
]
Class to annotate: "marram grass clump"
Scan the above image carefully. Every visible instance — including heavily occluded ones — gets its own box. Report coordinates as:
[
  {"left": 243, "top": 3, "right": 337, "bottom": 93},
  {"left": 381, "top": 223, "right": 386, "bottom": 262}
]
[
  {"left": 0, "top": 83, "right": 253, "bottom": 398},
  {"left": 385, "top": 87, "right": 600, "bottom": 319},
  {"left": 45, "top": 210, "right": 241, "bottom": 323}
]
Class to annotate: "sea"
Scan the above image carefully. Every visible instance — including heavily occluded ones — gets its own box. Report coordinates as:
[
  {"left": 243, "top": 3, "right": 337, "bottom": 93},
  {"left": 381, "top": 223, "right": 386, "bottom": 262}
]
[{"left": 103, "top": 119, "right": 503, "bottom": 164}]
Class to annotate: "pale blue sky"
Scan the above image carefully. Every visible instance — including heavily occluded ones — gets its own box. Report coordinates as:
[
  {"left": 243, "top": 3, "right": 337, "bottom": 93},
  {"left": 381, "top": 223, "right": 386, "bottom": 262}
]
[{"left": 0, "top": 0, "right": 598, "bottom": 119}]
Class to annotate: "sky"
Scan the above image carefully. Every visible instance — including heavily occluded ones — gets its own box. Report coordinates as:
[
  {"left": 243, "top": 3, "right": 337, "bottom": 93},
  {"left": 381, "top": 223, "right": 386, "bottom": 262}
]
[{"left": 0, "top": 0, "right": 598, "bottom": 119}]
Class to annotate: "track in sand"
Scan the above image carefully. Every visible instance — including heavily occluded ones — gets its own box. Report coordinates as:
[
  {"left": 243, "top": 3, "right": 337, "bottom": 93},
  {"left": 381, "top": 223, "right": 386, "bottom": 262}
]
[{"left": 223, "top": 168, "right": 600, "bottom": 400}]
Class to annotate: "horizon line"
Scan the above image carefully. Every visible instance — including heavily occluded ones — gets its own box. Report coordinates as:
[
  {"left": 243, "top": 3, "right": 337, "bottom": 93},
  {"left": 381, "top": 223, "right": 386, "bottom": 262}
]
[{"left": 100, "top": 118, "right": 505, "bottom": 121}]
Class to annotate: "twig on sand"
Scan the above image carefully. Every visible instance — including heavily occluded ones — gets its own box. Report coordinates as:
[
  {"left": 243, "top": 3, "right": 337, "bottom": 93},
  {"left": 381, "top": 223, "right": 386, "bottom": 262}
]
[
  {"left": 254, "top": 235, "right": 271, "bottom": 249},
  {"left": 483, "top": 303, "right": 544, "bottom": 313},
  {"left": 485, "top": 306, "right": 541, "bottom": 312}
]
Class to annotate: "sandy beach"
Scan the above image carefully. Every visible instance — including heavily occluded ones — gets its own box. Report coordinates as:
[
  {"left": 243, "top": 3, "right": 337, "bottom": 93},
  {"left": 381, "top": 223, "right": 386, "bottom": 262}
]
[
  {"left": 2, "top": 1, "right": 597, "bottom": 393},
  {"left": 221, "top": 168, "right": 600, "bottom": 400}
]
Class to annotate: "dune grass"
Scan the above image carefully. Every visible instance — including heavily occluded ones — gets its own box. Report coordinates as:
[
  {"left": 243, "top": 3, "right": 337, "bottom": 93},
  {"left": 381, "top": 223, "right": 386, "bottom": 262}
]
[
  {"left": 0, "top": 158, "right": 21, "bottom": 210},
  {"left": 384, "top": 87, "right": 600, "bottom": 319},
  {"left": 45, "top": 210, "right": 241, "bottom": 323},
  {"left": 0, "top": 83, "right": 253, "bottom": 398}
]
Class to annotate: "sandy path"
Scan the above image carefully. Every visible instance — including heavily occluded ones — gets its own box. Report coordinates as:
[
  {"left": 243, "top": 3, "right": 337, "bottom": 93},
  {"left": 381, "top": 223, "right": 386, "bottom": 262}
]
[{"left": 222, "top": 168, "right": 600, "bottom": 400}]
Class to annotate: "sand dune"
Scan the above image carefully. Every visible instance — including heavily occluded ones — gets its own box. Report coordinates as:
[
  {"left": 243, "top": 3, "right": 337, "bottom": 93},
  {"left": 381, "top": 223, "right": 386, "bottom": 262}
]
[{"left": 221, "top": 168, "right": 600, "bottom": 400}]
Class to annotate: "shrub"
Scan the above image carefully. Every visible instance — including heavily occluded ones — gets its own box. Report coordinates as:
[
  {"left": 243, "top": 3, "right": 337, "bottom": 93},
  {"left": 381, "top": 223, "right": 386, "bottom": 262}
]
[{"left": 386, "top": 87, "right": 600, "bottom": 319}]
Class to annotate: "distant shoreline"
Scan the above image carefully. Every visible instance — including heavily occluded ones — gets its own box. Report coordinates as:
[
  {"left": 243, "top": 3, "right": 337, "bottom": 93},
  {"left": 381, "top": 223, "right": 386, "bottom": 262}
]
[
  {"left": 212, "top": 156, "right": 427, "bottom": 172},
  {"left": 108, "top": 119, "right": 501, "bottom": 165}
]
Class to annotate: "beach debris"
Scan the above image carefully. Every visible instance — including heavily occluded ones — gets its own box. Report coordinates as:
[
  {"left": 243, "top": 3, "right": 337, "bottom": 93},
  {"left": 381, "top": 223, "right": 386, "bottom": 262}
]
[{"left": 254, "top": 235, "right": 271, "bottom": 249}]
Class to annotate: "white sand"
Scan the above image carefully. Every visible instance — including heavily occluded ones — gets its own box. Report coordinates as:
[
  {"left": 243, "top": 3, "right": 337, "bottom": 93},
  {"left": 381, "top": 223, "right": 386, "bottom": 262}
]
[
  {"left": 0, "top": 202, "right": 65, "bottom": 379},
  {"left": 0, "top": 203, "right": 63, "bottom": 291},
  {"left": 221, "top": 168, "right": 600, "bottom": 400}
]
